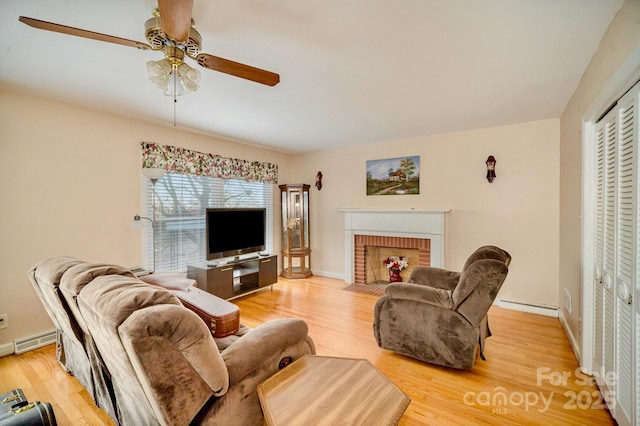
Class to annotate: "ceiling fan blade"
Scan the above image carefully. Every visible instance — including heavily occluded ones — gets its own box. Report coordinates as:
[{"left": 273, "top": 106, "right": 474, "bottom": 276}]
[
  {"left": 196, "top": 53, "right": 280, "bottom": 86},
  {"left": 19, "top": 16, "right": 152, "bottom": 50},
  {"left": 157, "top": 0, "right": 193, "bottom": 42}
]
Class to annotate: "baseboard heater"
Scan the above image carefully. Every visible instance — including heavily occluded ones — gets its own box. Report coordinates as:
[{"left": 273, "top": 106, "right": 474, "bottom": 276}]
[
  {"left": 496, "top": 299, "right": 558, "bottom": 317},
  {"left": 14, "top": 329, "right": 57, "bottom": 354}
]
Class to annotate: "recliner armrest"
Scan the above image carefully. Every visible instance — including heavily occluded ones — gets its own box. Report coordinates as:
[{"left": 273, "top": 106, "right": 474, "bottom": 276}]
[
  {"left": 407, "top": 267, "right": 460, "bottom": 290},
  {"left": 221, "top": 318, "right": 313, "bottom": 385},
  {"left": 384, "top": 282, "right": 454, "bottom": 309}
]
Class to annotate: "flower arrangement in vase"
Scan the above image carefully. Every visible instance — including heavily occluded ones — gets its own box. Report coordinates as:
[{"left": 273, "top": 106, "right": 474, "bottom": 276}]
[{"left": 382, "top": 255, "right": 408, "bottom": 282}]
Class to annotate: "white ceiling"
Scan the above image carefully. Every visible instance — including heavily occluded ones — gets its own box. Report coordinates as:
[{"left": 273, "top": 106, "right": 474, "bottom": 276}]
[{"left": 0, "top": 0, "right": 624, "bottom": 154}]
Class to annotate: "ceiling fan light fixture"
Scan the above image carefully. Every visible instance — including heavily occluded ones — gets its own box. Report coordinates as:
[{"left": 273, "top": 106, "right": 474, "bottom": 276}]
[
  {"left": 147, "top": 58, "right": 172, "bottom": 89},
  {"left": 146, "top": 57, "right": 200, "bottom": 96},
  {"left": 178, "top": 62, "right": 201, "bottom": 93}
]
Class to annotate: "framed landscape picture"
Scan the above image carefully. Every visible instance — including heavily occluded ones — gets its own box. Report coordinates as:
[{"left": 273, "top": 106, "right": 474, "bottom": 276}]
[{"left": 366, "top": 155, "right": 420, "bottom": 196}]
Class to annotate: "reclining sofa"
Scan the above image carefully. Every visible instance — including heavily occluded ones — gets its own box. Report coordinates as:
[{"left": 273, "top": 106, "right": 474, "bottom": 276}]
[{"left": 28, "top": 256, "right": 316, "bottom": 425}]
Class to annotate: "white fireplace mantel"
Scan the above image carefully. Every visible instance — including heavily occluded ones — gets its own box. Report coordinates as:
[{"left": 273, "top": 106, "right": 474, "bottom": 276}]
[{"left": 337, "top": 209, "right": 450, "bottom": 283}]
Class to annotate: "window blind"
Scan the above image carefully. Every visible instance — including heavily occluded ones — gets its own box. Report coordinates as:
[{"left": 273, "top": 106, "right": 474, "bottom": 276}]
[{"left": 143, "top": 173, "right": 273, "bottom": 272}]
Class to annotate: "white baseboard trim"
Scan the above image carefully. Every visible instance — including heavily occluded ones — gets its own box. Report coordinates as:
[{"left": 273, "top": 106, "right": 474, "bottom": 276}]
[
  {"left": 496, "top": 299, "right": 559, "bottom": 317},
  {"left": 0, "top": 342, "right": 14, "bottom": 357},
  {"left": 310, "top": 270, "right": 345, "bottom": 280},
  {"left": 558, "top": 310, "right": 582, "bottom": 364}
]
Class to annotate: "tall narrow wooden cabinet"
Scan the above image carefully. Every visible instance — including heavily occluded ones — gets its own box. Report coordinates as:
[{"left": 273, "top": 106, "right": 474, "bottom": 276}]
[
  {"left": 279, "top": 184, "right": 311, "bottom": 278},
  {"left": 591, "top": 80, "right": 638, "bottom": 426}
]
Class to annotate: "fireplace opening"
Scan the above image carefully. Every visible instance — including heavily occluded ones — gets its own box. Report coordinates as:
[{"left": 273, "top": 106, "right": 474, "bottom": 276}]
[
  {"left": 366, "top": 246, "right": 419, "bottom": 284},
  {"left": 354, "top": 235, "right": 430, "bottom": 284}
]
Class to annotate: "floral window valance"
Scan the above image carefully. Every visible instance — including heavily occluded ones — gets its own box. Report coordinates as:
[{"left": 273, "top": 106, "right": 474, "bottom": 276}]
[{"left": 141, "top": 141, "right": 278, "bottom": 184}]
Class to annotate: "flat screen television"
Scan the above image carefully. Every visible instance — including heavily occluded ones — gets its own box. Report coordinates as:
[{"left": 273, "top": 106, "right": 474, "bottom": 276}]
[{"left": 206, "top": 208, "right": 266, "bottom": 261}]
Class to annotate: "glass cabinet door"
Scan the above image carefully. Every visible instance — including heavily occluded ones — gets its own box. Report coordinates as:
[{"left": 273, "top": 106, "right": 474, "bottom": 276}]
[
  {"left": 279, "top": 184, "right": 311, "bottom": 278},
  {"left": 303, "top": 191, "right": 309, "bottom": 248},
  {"left": 281, "top": 192, "right": 288, "bottom": 251},
  {"left": 290, "top": 190, "right": 301, "bottom": 249}
]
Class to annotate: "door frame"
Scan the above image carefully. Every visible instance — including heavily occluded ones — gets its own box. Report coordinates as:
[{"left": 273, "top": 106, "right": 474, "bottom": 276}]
[{"left": 581, "top": 46, "right": 640, "bottom": 374}]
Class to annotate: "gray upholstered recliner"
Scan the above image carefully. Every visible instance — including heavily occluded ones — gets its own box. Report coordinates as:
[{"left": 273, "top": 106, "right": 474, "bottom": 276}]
[{"left": 373, "top": 245, "right": 511, "bottom": 369}]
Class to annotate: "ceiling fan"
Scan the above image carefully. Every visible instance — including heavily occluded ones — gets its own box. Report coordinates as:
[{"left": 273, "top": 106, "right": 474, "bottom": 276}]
[{"left": 19, "top": 0, "right": 280, "bottom": 97}]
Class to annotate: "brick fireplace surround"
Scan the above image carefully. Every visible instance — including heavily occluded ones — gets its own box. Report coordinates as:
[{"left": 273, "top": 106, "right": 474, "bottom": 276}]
[{"left": 337, "top": 209, "right": 450, "bottom": 284}]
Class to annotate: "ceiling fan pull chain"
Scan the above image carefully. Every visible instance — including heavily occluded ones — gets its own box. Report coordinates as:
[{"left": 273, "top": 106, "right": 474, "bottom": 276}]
[{"left": 173, "top": 70, "right": 177, "bottom": 127}]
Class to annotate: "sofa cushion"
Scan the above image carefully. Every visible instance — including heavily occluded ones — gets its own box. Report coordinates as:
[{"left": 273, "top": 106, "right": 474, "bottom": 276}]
[
  {"left": 79, "top": 275, "right": 180, "bottom": 326},
  {"left": 77, "top": 275, "right": 184, "bottom": 425},
  {"left": 120, "top": 304, "right": 229, "bottom": 425},
  {"left": 384, "top": 282, "right": 454, "bottom": 309},
  {"left": 451, "top": 260, "right": 489, "bottom": 308},
  {"left": 28, "top": 256, "right": 84, "bottom": 344},
  {"left": 140, "top": 272, "right": 196, "bottom": 291},
  {"left": 462, "top": 245, "right": 511, "bottom": 271},
  {"left": 407, "top": 266, "right": 460, "bottom": 290},
  {"left": 32, "top": 256, "right": 83, "bottom": 290},
  {"left": 454, "top": 246, "right": 511, "bottom": 311},
  {"left": 60, "top": 262, "right": 135, "bottom": 335},
  {"left": 454, "top": 259, "right": 510, "bottom": 325}
]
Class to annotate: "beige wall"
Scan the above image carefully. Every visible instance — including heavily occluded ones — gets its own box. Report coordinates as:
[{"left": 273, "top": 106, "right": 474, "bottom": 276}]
[
  {"left": 0, "top": 89, "right": 292, "bottom": 346},
  {"left": 291, "top": 119, "right": 560, "bottom": 308},
  {"left": 559, "top": 0, "right": 640, "bottom": 354}
]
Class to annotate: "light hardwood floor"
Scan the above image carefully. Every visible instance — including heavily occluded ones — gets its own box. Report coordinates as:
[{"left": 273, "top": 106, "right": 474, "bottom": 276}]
[{"left": 0, "top": 275, "right": 614, "bottom": 425}]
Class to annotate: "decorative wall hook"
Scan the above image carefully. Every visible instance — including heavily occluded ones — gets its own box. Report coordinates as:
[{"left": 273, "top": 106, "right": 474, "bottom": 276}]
[
  {"left": 315, "top": 171, "right": 323, "bottom": 190},
  {"left": 486, "top": 156, "right": 496, "bottom": 183}
]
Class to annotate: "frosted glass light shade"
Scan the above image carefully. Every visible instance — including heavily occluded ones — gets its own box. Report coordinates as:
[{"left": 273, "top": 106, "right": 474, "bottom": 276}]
[
  {"left": 147, "top": 59, "right": 172, "bottom": 89},
  {"left": 142, "top": 167, "right": 165, "bottom": 182},
  {"left": 146, "top": 59, "right": 200, "bottom": 96}
]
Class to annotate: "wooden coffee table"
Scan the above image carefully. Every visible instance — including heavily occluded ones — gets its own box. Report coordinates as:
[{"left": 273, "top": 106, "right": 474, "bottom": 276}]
[{"left": 257, "top": 355, "right": 410, "bottom": 425}]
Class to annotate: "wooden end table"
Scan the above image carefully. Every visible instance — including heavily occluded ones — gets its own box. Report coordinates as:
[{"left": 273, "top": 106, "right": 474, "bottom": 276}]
[{"left": 257, "top": 355, "right": 410, "bottom": 426}]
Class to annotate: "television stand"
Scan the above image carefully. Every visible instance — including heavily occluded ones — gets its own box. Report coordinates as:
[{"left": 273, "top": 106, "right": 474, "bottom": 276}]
[
  {"left": 187, "top": 255, "right": 277, "bottom": 300},
  {"left": 206, "top": 255, "right": 260, "bottom": 267},
  {"left": 228, "top": 255, "right": 259, "bottom": 264}
]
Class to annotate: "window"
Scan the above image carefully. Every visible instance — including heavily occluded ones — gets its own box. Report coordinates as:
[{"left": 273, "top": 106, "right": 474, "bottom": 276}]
[{"left": 143, "top": 173, "right": 273, "bottom": 272}]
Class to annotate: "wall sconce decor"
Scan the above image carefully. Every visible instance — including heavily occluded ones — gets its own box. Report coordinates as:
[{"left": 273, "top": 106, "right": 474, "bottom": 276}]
[
  {"left": 315, "top": 171, "right": 323, "bottom": 190},
  {"left": 485, "top": 156, "right": 496, "bottom": 183}
]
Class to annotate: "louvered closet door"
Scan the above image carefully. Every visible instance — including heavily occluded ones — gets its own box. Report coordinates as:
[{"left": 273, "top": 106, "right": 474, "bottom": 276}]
[
  {"left": 614, "top": 86, "right": 636, "bottom": 426},
  {"left": 599, "top": 107, "right": 618, "bottom": 404},
  {"left": 631, "top": 83, "right": 640, "bottom": 426},
  {"left": 591, "top": 81, "right": 638, "bottom": 426},
  {"left": 593, "top": 120, "right": 605, "bottom": 381}
]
